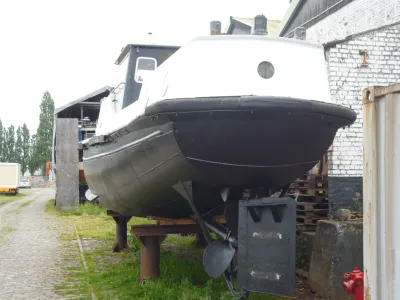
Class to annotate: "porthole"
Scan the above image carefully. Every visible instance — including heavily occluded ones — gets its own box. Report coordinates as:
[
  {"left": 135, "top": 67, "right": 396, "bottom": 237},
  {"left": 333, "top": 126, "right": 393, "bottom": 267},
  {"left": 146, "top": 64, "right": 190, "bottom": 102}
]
[{"left": 257, "top": 61, "right": 275, "bottom": 79}]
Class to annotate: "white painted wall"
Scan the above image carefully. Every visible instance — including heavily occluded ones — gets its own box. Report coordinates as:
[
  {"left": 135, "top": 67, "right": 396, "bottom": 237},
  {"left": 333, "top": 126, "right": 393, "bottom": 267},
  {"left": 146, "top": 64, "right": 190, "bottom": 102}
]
[
  {"left": 325, "top": 24, "right": 400, "bottom": 177},
  {"left": 305, "top": 0, "right": 400, "bottom": 44}
]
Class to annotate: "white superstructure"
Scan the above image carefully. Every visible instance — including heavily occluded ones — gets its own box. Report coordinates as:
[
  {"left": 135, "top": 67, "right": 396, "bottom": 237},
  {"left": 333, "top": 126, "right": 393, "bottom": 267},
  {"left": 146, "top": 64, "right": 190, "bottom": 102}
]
[{"left": 96, "top": 35, "right": 331, "bottom": 136}]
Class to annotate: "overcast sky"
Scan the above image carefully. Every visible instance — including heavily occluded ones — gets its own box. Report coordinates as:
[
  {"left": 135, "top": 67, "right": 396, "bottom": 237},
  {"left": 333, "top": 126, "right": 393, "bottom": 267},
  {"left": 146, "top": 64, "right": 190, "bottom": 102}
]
[{"left": 0, "top": 0, "right": 289, "bottom": 133}]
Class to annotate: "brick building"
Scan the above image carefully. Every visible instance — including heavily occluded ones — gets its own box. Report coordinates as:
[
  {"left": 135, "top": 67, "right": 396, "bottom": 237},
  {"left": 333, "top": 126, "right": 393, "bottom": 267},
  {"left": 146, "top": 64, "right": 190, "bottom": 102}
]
[{"left": 279, "top": 0, "right": 400, "bottom": 212}]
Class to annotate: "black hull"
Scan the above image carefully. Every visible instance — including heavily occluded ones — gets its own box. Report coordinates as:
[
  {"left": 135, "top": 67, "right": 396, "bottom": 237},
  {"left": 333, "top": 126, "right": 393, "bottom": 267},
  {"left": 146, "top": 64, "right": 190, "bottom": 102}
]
[{"left": 83, "top": 96, "right": 356, "bottom": 217}]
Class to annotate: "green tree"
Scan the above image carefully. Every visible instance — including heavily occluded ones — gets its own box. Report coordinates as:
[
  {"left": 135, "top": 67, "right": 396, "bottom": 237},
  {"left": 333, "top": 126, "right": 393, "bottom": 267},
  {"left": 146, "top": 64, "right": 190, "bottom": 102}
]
[
  {"left": 28, "top": 134, "right": 38, "bottom": 175},
  {"left": 21, "top": 123, "right": 30, "bottom": 175},
  {"left": 5, "top": 125, "right": 16, "bottom": 162},
  {"left": 33, "top": 91, "right": 55, "bottom": 174},
  {"left": 15, "top": 126, "right": 23, "bottom": 166},
  {"left": 0, "top": 119, "right": 4, "bottom": 161}
]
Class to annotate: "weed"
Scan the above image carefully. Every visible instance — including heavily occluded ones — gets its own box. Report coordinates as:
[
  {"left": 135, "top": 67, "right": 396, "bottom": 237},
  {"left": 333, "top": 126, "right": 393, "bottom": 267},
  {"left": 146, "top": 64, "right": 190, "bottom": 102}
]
[
  {"left": 19, "top": 200, "right": 33, "bottom": 208},
  {"left": 46, "top": 199, "right": 107, "bottom": 216},
  {"left": 296, "top": 235, "right": 308, "bottom": 270},
  {"left": 0, "top": 213, "right": 15, "bottom": 244},
  {"left": 0, "top": 193, "right": 26, "bottom": 205},
  {"left": 353, "top": 192, "right": 363, "bottom": 217}
]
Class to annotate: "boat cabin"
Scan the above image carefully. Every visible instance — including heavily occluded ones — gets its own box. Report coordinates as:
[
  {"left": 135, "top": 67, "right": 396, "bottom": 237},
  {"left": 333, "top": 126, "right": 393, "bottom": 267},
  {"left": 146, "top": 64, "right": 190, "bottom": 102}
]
[{"left": 113, "top": 44, "right": 180, "bottom": 111}]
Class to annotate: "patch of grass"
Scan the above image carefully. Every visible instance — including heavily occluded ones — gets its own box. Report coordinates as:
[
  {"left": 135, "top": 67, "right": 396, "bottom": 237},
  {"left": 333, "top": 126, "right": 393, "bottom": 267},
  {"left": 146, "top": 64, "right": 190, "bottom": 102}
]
[
  {"left": 19, "top": 200, "right": 33, "bottom": 208},
  {"left": 46, "top": 199, "right": 107, "bottom": 216},
  {"left": 45, "top": 199, "right": 57, "bottom": 212},
  {"left": 0, "top": 225, "right": 15, "bottom": 244},
  {"left": 47, "top": 200, "right": 155, "bottom": 241},
  {"left": 49, "top": 202, "right": 281, "bottom": 300},
  {"left": 0, "top": 213, "right": 15, "bottom": 244},
  {"left": 0, "top": 193, "right": 26, "bottom": 205},
  {"left": 62, "top": 236, "right": 279, "bottom": 300}
]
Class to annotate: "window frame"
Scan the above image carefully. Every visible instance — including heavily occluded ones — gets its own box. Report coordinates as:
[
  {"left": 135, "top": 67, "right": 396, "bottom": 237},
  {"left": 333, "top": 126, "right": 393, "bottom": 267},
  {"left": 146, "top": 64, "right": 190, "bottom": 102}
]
[{"left": 134, "top": 56, "right": 158, "bottom": 83}]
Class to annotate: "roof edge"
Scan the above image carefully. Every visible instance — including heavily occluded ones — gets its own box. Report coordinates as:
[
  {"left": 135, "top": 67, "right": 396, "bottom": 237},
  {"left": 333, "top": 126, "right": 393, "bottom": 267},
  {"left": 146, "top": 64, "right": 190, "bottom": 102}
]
[
  {"left": 115, "top": 44, "right": 181, "bottom": 65},
  {"left": 277, "top": 0, "right": 303, "bottom": 37},
  {"left": 55, "top": 85, "right": 113, "bottom": 115}
]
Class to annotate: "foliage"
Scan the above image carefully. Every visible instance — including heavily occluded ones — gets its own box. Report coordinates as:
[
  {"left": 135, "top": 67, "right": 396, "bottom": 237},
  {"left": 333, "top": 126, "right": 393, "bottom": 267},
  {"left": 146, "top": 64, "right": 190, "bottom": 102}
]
[
  {"left": 0, "top": 122, "right": 31, "bottom": 175},
  {"left": 353, "top": 192, "right": 363, "bottom": 217},
  {"left": 32, "top": 91, "right": 55, "bottom": 174},
  {"left": 296, "top": 235, "right": 308, "bottom": 270},
  {"left": 14, "top": 126, "right": 23, "bottom": 167},
  {"left": 0, "top": 119, "right": 4, "bottom": 161},
  {"left": 21, "top": 124, "right": 30, "bottom": 174},
  {"left": 28, "top": 134, "right": 38, "bottom": 175},
  {"left": 0, "top": 90, "right": 53, "bottom": 175},
  {"left": 4, "top": 125, "right": 16, "bottom": 162}
]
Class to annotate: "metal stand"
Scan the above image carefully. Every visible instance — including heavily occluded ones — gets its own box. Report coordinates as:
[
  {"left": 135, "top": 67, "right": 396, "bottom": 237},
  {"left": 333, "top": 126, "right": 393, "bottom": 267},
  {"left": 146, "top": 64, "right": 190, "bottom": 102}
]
[
  {"left": 107, "top": 210, "right": 132, "bottom": 252},
  {"left": 139, "top": 235, "right": 167, "bottom": 280},
  {"left": 131, "top": 224, "right": 201, "bottom": 281}
]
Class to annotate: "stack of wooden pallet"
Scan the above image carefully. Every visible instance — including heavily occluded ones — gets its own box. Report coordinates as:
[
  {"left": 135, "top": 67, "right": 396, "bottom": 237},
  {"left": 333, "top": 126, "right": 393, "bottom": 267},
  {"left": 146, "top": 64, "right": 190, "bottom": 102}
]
[{"left": 285, "top": 173, "right": 329, "bottom": 232}]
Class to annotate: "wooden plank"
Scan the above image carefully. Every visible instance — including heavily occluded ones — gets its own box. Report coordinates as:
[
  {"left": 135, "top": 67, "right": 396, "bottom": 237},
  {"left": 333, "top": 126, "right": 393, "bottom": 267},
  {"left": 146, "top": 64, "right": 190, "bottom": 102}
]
[
  {"left": 131, "top": 224, "right": 201, "bottom": 236},
  {"left": 290, "top": 181, "right": 328, "bottom": 189},
  {"left": 288, "top": 188, "right": 328, "bottom": 196},
  {"left": 296, "top": 223, "right": 317, "bottom": 233},
  {"left": 296, "top": 202, "right": 329, "bottom": 211},
  {"left": 147, "top": 215, "right": 227, "bottom": 226},
  {"left": 296, "top": 209, "right": 329, "bottom": 217},
  {"left": 286, "top": 194, "right": 329, "bottom": 203},
  {"left": 296, "top": 216, "right": 328, "bottom": 225},
  {"left": 55, "top": 118, "right": 79, "bottom": 210}
]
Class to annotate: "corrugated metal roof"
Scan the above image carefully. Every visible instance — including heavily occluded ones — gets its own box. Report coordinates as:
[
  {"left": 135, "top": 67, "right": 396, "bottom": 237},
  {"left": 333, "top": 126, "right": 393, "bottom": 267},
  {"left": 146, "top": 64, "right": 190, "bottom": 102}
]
[
  {"left": 230, "top": 17, "right": 281, "bottom": 36},
  {"left": 277, "top": 0, "right": 354, "bottom": 37},
  {"left": 55, "top": 86, "right": 112, "bottom": 115}
]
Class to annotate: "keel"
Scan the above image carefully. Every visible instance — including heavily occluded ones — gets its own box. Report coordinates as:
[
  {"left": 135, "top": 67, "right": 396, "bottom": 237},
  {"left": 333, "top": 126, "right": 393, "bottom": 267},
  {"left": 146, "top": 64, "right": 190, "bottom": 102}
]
[{"left": 173, "top": 181, "right": 297, "bottom": 298}]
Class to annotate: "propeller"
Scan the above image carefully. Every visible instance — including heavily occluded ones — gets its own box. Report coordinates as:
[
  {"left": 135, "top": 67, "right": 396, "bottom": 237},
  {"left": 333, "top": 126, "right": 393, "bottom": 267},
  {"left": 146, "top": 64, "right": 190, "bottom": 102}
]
[{"left": 203, "top": 239, "right": 236, "bottom": 278}]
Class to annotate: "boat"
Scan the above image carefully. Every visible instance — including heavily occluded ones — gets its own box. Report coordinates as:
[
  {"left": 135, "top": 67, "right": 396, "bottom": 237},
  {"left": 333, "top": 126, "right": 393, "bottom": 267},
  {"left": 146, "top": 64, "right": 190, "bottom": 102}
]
[
  {"left": 82, "top": 26, "right": 358, "bottom": 297},
  {"left": 82, "top": 34, "right": 356, "bottom": 218}
]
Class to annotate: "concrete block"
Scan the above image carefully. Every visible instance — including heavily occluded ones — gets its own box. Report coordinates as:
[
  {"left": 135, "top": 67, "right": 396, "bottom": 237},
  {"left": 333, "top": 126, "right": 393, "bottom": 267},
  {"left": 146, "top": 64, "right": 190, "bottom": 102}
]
[
  {"left": 308, "top": 220, "right": 363, "bottom": 300},
  {"left": 55, "top": 118, "right": 79, "bottom": 210}
]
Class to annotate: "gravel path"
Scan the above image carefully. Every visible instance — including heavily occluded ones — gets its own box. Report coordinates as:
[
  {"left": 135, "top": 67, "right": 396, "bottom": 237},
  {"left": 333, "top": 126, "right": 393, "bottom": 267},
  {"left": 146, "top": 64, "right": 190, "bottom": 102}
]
[{"left": 0, "top": 188, "right": 88, "bottom": 300}]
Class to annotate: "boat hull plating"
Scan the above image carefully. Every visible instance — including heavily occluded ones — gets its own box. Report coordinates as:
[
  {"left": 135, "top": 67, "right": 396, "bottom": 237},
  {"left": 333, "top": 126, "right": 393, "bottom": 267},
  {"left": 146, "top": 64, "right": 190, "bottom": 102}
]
[{"left": 83, "top": 96, "right": 356, "bottom": 217}]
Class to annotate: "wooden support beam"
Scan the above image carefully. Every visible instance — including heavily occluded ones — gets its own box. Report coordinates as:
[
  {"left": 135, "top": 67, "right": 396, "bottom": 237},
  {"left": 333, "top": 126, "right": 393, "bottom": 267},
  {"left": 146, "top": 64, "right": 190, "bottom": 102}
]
[{"left": 147, "top": 215, "right": 227, "bottom": 225}]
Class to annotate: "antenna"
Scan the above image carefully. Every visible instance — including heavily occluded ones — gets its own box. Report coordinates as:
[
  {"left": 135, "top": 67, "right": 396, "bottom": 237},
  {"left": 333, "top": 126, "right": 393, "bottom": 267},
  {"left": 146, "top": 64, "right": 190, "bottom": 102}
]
[{"left": 148, "top": 32, "right": 152, "bottom": 44}]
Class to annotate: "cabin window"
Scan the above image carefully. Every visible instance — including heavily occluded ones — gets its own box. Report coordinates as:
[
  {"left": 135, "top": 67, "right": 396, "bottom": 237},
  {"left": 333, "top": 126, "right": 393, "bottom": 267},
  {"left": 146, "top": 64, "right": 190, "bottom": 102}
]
[{"left": 134, "top": 57, "right": 157, "bottom": 83}]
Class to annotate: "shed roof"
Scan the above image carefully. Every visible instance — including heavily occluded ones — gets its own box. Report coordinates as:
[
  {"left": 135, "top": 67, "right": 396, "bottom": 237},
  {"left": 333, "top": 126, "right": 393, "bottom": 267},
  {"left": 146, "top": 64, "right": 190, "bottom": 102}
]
[
  {"left": 277, "top": 0, "right": 354, "bottom": 37},
  {"left": 55, "top": 85, "right": 112, "bottom": 117}
]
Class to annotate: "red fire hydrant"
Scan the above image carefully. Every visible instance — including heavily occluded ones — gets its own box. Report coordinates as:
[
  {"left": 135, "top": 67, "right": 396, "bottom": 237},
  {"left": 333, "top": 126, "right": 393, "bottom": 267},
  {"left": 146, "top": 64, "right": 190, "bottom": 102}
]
[{"left": 342, "top": 267, "right": 364, "bottom": 300}]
